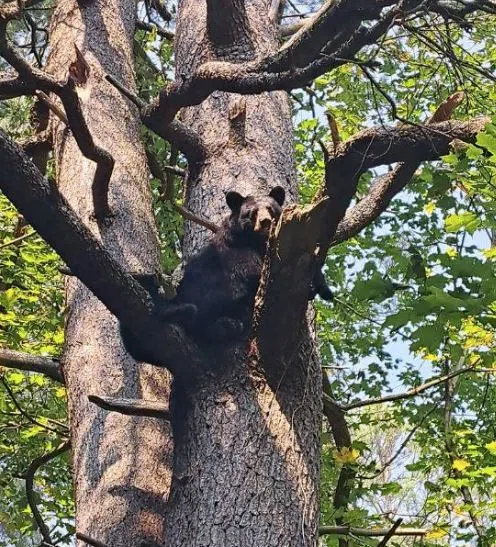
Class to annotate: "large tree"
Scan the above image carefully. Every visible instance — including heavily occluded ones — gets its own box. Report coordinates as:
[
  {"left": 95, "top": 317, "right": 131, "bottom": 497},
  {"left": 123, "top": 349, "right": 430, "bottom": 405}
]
[{"left": 0, "top": 0, "right": 495, "bottom": 546}]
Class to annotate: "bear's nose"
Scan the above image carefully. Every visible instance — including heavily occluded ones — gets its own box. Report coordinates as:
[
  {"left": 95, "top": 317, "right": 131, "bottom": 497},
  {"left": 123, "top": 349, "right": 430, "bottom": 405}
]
[{"left": 260, "top": 217, "right": 272, "bottom": 231}]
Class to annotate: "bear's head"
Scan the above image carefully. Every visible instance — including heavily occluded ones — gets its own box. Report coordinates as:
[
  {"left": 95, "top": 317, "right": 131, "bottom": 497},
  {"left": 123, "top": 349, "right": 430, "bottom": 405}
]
[{"left": 225, "top": 186, "right": 286, "bottom": 238}]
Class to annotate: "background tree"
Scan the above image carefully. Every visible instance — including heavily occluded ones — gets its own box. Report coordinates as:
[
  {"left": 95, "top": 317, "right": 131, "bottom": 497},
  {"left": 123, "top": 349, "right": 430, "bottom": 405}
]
[{"left": 0, "top": 0, "right": 495, "bottom": 546}]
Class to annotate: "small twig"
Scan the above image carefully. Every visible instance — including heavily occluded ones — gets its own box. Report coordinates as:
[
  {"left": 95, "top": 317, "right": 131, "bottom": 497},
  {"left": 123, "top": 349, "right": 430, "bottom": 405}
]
[
  {"left": 136, "top": 19, "right": 174, "bottom": 41},
  {"left": 76, "top": 532, "right": 109, "bottom": 547},
  {"left": 35, "top": 90, "right": 69, "bottom": 125},
  {"left": 88, "top": 394, "right": 170, "bottom": 419},
  {"left": 24, "top": 441, "right": 70, "bottom": 545},
  {"left": 0, "top": 229, "right": 36, "bottom": 249},
  {"left": 0, "top": 27, "right": 115, "bottom": 219},
  {"left": 319, "top": 525, "right": 427, "bottom": 537},
  {"left": 358, "top": 406, "right": 437, "bottom": 480},
  {"left": 1, "top": 376, "right": 67, "bottom": 434},
  {"left": 377, "top": 519, "right": 403, "bottom": 547},
  {"left": 163, "top": 164, "right": 186, "bottom": 177},
  {"left": 105, "top": 73, "right": 145, "bottom": 109},
  {"left": 146, "top": 148, "right": 219, "bottom": 232},
  {"left": 342, "top": 365, "right": 491, "bottom": 411}
]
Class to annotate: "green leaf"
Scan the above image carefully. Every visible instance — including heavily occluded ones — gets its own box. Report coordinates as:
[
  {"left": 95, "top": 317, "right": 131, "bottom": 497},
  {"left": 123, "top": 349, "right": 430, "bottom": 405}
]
[{"left": 445, "top": 212, "right": 480, "bottom": 234}]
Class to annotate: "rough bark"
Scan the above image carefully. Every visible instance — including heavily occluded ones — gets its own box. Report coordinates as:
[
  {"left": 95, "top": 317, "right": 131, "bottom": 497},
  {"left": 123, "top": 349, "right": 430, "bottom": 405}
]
[
  {"left": 163, "top": 2, "right": 322, "bottom": 545},
  {"left": 45, "top": 2, "right": 173, "bottom": 544}
]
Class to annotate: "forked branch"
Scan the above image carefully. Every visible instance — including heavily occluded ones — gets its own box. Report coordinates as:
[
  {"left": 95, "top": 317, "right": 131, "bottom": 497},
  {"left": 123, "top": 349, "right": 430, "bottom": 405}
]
[
  {"left": 332, "top": 92, "right": 469, "bottom": 245},
  {"left": 24, "top": 441, "right": 71, "bottom": 545},
  {"left": 0, "top": 23, "right": 114, "bottom": 219}
]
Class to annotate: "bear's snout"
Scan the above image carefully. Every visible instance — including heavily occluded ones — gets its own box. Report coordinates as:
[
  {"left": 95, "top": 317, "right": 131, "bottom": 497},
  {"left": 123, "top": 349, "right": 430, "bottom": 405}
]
[{"left": 255, "top": 212, "right": 273, "bottom": 233}]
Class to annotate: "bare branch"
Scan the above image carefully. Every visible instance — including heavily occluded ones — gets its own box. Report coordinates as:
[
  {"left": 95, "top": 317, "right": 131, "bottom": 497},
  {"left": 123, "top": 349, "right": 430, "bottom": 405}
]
[
  {"left": 0, "top": 130, "right": 203, "bottom": 375},
  {"left": 89, "top": 395, "right": 170, "bottom": 419},
  {"left": 377, "top": 519, "right": 403, "bottom": 547},
  {"left": 0, "top": 348, "right": 63, "bottom": 383},
  {"left": 136, "top": 19, "right": 174, "bottom": 41},
  {"left": 24, "top": 441, "right": 70, "bottom": 545},
  {"left": 35, "top": 90, "right": 69, "bottom": 124},
  {"left": 341, "top": 366, "right": 494, "bottom": 411},
  {"left": 268, "top": 0, "right": 388, "bottom": 72},
  {"left": 326, "top": 118, "right": 488, "bottom": 176},
  {"left": 319, "top": 525, "right": 427, "bottom": 537},
  {"left": 0, "top": 229, "right": 36, "bottom": 249},
  {"left": 163, "top": 164, "right": 186, "bottom": 177},
  {"left": 76, "top": 533, "right": 108, "bottom": 547},
  {"left": 332, "top": 92, "right": 468, "bottom": 244},
  {"left": 359, "top": 406, "right": 437, "bottom": 480},
  {"left": 106, "top": 73, "right": 207, "bottom": 163},
  {"left": 0, "top": 25, "right": 115, "bottom": 219},
  {"left": 146, "top": 148, "right": 218, "bottom": 232},
  {"left": 0, "top": 72, "right": 36, "bottom": 99}
]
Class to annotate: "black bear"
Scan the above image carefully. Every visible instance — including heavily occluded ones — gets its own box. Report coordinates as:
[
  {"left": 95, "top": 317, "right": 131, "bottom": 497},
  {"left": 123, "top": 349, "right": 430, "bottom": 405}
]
[
  {"left": 120, "top": 186, "right": 285, "bottom": 360},
  {"left": 121, "top": 185, "right": 333, "bottom": 360}
]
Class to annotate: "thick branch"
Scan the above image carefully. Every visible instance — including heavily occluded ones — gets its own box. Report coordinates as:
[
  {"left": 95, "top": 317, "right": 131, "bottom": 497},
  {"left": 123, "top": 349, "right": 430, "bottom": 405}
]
[
  {"left": 0, "top": 348, "right": 63, "bottom": 383},
  {"left": 141, "top": 0, "right": 491, "bottom": 130},
  {"left": 267, "top": 0, "right": 386, "bottom": 72},
  {"left": 326, "top": 118, "right": 488, "bottom": 177},
  {"left": 106, "top": 73, "right": 207, "bottom": 163},
  {"left": 332, "top": 162, "right": 418, "bottom": 245},
  {"left": 0, "top": 130, "right": 202, "bottom": 375},
  {"left": 89, "top": 395, "right": 170, "bottom": 419},
  {"left": 0, "top": 72, "right": 37, "bottom": 99},
  {"left": 332, "top": 91, "right": 467, "bottom": 244}
]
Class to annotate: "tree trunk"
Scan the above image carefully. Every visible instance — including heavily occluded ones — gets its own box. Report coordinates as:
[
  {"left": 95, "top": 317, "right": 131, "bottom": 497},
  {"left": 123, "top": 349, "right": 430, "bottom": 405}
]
[
  {"left": 46, "top": 2, "right": 173, "bottom": 544},
  {"left": 45, "top": 0, "right": 321, "bottom": 545},
  {"left": 163, "top": 2, "right": 321, "bottom": 545}
]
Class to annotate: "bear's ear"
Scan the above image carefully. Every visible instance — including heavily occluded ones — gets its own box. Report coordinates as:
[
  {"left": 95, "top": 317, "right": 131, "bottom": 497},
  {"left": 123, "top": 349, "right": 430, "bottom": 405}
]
[
  {"left": 225, "top": 191, "right": 245, "bottom": 212},
  {"left": 269, "top": 186, "right": 286, "bottom": 206}
]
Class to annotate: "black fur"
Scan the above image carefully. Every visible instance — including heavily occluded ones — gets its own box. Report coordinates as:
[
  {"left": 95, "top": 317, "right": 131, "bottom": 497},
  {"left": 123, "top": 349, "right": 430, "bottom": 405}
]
[
  {"left": 120, "top": 185, "right": 333, "bottom": 359},
  {"left": 309, "top": 267, "right": 334, "bottom": 301},
  {"left": 120, "top": 187, "right": 285, "bottom": 358}
]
